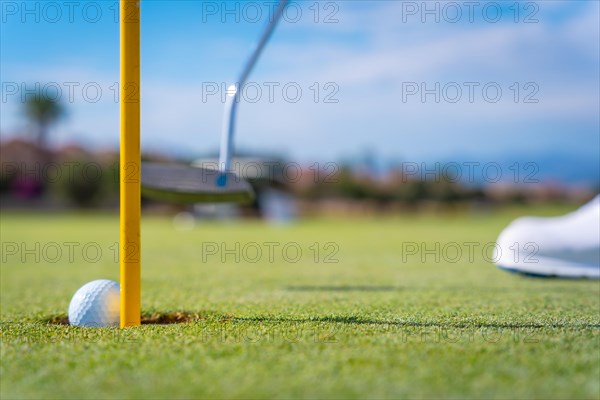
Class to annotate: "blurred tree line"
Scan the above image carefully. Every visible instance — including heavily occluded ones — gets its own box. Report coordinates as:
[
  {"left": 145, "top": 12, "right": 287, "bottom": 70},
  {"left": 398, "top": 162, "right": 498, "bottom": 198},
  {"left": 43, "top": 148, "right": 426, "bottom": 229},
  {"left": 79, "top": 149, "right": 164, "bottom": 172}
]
[
  {"left": 0, "top": 139, "right": 120, "bottom": 208},
  {"left": 294, "top": 164, "right": 487, "bottom": 208},
  {"left": 1, "top": 90, "right": 119, "bottom": 208}
]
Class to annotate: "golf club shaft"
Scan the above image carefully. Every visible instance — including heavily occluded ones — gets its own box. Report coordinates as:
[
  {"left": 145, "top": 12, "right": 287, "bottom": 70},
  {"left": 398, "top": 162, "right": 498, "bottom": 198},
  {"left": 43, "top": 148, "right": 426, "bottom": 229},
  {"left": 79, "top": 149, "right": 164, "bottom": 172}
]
[{"left": 219, "top": 0, "right": 288, "bottom": 173}]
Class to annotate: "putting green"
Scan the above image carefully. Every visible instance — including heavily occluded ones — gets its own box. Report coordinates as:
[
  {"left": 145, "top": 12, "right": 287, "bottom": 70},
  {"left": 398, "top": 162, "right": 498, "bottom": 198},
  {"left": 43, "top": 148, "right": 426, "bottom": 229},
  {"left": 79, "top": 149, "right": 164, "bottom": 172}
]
[{"left": 1, "top": 206, "right": 598, "bottom": 399}]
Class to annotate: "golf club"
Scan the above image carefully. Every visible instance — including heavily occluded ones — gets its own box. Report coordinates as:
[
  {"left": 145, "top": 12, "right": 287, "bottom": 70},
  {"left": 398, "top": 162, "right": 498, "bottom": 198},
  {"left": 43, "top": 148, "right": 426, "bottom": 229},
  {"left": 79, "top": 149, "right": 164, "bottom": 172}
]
[{"left": 141, "top": 0, "right": 288, "bottom": 204}]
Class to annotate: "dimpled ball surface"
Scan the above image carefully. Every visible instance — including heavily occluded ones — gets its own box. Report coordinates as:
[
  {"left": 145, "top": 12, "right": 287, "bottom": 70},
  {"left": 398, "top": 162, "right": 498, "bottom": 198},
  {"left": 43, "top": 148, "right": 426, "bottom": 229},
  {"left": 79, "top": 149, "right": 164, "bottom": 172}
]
[{"left": 68, "top": 279, "right": 120, "bottom": 327}]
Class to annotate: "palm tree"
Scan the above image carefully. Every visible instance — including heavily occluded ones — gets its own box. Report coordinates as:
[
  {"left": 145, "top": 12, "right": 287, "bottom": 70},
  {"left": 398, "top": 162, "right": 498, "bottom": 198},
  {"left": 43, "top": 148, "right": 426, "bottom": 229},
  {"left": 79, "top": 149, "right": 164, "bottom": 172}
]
[{"left": 24, "top": 91, "right": 65, "bottom": 150}]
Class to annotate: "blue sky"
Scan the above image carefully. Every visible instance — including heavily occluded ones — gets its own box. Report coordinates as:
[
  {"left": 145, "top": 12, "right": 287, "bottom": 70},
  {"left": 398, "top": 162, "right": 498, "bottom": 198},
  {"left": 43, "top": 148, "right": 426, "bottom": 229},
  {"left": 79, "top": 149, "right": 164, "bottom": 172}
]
[{"left": 1, "top": 0, "right": 599, "bottom": 170}]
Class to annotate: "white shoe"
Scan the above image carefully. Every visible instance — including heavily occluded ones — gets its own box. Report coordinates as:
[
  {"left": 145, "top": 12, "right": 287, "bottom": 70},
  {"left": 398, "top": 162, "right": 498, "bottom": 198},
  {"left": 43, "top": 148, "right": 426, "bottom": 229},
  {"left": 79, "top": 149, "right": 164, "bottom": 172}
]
[{"left": 494, "top": 196, "right": 600, "bottom": 278}]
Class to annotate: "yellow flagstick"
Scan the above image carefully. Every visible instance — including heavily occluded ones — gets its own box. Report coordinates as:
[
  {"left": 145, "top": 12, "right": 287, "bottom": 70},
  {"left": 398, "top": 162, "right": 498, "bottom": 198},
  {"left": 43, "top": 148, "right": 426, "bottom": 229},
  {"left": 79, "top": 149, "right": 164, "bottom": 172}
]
[{"left": 120, "top": 0, "right": 141, "bottom": 328}]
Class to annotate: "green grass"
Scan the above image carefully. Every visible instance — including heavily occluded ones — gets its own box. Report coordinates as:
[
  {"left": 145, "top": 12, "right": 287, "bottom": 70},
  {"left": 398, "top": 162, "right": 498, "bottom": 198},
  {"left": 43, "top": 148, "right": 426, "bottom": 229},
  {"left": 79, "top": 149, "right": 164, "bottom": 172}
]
[{"left": 1, "top": 206, "right": 599, "bottom": 399}]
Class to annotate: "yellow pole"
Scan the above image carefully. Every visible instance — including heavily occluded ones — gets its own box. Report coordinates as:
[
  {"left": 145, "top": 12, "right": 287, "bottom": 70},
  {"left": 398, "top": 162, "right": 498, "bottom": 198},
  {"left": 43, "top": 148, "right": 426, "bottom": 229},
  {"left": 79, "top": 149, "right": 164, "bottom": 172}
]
[{"left": 120, "top": 0, "right": 141, "bottom": 328}]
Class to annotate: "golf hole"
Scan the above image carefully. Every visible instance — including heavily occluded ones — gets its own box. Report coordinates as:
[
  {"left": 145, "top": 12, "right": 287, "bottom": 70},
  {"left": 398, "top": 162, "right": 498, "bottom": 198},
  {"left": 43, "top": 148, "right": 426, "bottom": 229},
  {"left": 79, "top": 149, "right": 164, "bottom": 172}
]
[{"left": 45, "top": 311, "right": 204, "bottom": 326}]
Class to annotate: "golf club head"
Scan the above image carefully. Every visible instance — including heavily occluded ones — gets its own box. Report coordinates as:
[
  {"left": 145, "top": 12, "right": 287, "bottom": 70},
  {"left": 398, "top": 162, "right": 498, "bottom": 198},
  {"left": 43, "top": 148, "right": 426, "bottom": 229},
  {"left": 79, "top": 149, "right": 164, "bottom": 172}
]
[{"left": 141, "top": 162, "right": 254, "bottom": 204}]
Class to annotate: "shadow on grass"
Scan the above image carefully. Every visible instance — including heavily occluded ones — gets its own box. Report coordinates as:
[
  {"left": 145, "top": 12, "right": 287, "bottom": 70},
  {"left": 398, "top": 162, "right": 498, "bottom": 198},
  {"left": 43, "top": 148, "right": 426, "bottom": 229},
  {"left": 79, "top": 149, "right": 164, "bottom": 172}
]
[
  {"left": 285, "top": 284, "right": 598, "bottom": 293},
  {"left": 234, "top": 315, "right": 600, "bottom": 329},
  {"left": 45, "top": 311, "right": 206, "bottom": 326},
  {"left": 43, "top": 311, "right": 600, "bottom": 330},
  {"left": 286, "top": 285, "right": 399, "bottom": 292},
  {"left": 40, "top": 285, "right": 598, "bottom": 326}
]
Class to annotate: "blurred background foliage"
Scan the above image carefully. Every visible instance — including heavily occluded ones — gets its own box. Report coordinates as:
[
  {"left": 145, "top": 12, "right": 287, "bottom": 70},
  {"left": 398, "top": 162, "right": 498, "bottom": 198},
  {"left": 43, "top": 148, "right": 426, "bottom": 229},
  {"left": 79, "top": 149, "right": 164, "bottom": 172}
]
[{"left": 1, "top": 91, "right": 596, "bottom": 215}]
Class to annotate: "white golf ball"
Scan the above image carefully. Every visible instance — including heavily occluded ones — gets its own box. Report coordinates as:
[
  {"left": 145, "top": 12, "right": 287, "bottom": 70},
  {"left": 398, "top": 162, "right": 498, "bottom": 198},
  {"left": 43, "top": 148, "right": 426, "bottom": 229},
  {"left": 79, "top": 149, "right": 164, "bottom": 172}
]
[{"left": 68, "top": 279, "right": 120, "bottom": 327}]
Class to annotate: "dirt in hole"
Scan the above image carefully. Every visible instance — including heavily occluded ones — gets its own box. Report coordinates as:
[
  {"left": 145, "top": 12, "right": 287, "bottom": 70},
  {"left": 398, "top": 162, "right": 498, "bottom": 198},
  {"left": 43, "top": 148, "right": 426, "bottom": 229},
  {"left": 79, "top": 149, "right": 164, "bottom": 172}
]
[{"left": 45, "top": 311, "right": 204, "bottom": 326}]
